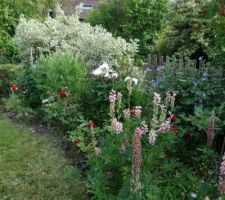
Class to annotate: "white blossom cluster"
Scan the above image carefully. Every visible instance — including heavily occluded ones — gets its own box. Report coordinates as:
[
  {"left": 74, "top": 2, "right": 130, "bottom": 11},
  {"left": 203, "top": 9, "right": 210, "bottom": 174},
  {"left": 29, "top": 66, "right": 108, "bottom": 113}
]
[
  {"left": 92, "top": 63, "right": 119, "bottom": 79},
  {"left": 15, "top": 4, "right": 138, "bottom": 67}
]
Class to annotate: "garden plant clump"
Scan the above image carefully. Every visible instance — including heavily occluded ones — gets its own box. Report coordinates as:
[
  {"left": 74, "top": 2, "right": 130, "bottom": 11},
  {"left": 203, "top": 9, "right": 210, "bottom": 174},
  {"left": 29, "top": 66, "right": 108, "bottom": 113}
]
[
  {"left": 0, "top": 1, "right": 225, "bottom": 199},
  {"left": 15, "top": 4, "right": 138, "bottom": 67}
]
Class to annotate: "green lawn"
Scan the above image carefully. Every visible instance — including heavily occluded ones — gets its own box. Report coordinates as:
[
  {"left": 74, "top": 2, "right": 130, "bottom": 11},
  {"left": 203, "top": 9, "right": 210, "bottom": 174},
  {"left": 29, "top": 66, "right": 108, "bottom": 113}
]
[{"left": 0, "top": 116, "right": 87, "bottom": 200}]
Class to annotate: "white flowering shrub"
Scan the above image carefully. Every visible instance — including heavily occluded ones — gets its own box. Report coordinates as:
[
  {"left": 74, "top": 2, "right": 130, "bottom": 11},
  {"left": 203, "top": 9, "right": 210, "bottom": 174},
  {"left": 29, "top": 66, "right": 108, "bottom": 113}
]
[{"left": 15, "top": 4, "right": 138, "bottom": 67}]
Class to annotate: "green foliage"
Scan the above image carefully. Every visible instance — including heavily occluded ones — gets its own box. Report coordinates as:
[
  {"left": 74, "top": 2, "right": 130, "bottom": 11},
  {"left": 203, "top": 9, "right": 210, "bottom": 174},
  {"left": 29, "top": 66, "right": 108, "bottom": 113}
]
[
  {"left": 17, "top": 51, "right": 88, "bottom": 130},
  {"left": 3, "top": 93, "right": 34, "bottom": 122},
  {"left": 205, "top": 1, "right": 225, "bottom": 67},
  {"left": 0, "top": 0, "right": 56, "bottom": 64},
  {"left": 0, "top": 30, "right": 19, "bottom": 63},
  {"left": 0, "top": 64, "right": 20, "bottom": 96},
  {"left": 1, "top": 1, "right": 223, "bottom": 198},
  {"left": 150, "top": 56, "right": 225, "bottom": 115},
  {"left": 70, "top": 89, "right": 219, "bottom": 199},
  {"left": 86, "top": 118, "right": 218, "bottom": 199},
  {"left": 146, "top": 56, "right": 225, "bottom": 154},
  {"left": 87, "top": 0, "right": 168, "bottom": 57},
  {"left": 81, "top": 77, "right": 148, "bottom": 126},
  {"left": 155, "top": 0, "right": 225, "bottom": 66},
  {"left": 155, "top": 0, "right": 209, "bottom": 57}
]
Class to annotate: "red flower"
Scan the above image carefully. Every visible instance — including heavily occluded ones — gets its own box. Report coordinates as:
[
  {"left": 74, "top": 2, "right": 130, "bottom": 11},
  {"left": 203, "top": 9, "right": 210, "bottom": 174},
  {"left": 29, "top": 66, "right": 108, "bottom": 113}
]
[
  {"left": 171, "top": 114, "right": 177, "bottom": 121},
  {"left": 87, "top": 122, "right": 96, "bottom": 127},
  {"left": 74, "top": 140, "right": 80, "bottom": 146},
  {"left": 11, "top": 84, "right": 18, "bottom": 91},
  {"left": 59, "top": 91, "right": 68, "bottom": 97},
  {"left": 183, "top": 132, "right": 192, "bottom": 140},
  {"left": 170, "top": 125, "right": 179, "bottom": 133}
]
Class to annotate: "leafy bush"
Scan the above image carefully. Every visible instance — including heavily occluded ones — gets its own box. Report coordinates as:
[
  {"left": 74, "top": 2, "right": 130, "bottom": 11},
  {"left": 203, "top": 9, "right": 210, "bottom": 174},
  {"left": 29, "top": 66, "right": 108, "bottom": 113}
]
[
  {"left": 0, "top": 64, "right": 20, "bottom": 96},
  {"left": 154, "top": 0, "right": 209, "bottom": 57},
  {"left": 155, "top": 0, "right": 225, "bottom": 66},
  {"left": 205, "top": 1, "right": 225, "bottom": 67},
  {"left": 17, "top": 51, "right": 88, "bottom": 130},
  {"left": 0, "top": 30, "right": 19, "bottom": 64},
  {"left": 146, "top": 56, "right": 225, "bottom": 157},
  {"left": 87, "top": 0, "right": 168, "bottom": 57},
  {"left": 79, "top": 76, "right": 147, "bottom": 126},
  {"left": 146, "top": 56, "right": 224, "bottom": 115},
  {"left": 3, "top": 92, "right": 34, "bottom": 121},
  {"left": 15, "top": 4, "right": 138, "bottom": 67},
  {"left": 0, "top": 0, "right": 56, "bottom": 64}
]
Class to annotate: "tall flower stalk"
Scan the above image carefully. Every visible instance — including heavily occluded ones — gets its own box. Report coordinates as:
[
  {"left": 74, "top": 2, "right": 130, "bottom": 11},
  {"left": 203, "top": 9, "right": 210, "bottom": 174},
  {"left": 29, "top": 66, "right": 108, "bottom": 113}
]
[
  {"left": 109, "top": 90, "right": 123, "bottom": 134},
  {"left": 124, "top": 76, "right": 138, "bottom": 109},
  {"left": 149, "top": 92, "right": 176, "bottom": 145},
  {"left": 151, "top": 92, "right": 161, "bottom": 130},
  {"left": 219, "top": 153, "right": 225, "bottom": 194},
  {"left": 109, "top": 90, "right": 117, "bottom": 120},
  {"left": 131, "top": 128, "right": 142, "bottom": 192}
]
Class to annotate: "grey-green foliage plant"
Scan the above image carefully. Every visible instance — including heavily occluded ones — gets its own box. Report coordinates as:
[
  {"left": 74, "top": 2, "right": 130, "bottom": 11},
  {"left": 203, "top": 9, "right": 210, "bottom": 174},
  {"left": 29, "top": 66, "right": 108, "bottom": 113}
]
[
  {"left": 14, "top": 4, "right": 138, "bottom": 67},
  {"left": 87, "top": 0, "right": 169, "bottom": 57}
]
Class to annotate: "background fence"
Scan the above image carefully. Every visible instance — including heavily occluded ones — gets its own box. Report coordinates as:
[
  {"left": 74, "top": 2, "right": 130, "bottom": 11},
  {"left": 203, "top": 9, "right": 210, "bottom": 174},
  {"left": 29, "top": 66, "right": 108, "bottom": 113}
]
[{"left": 143, "top": 54, "right": 206, "bottom": 81}]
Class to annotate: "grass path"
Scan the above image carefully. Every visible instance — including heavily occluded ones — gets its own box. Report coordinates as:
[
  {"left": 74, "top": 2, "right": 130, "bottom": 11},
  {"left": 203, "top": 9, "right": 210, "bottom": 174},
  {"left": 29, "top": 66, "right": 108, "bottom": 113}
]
[{"left": 0, "top": 116, "right": 87, "bottom": 200}]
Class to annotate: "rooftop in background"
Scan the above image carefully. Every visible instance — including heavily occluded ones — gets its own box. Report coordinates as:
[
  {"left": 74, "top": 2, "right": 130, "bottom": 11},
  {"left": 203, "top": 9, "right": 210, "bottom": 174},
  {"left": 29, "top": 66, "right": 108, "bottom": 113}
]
[{"left": 63, "top": 0, "right": 107, "bottom": 20}]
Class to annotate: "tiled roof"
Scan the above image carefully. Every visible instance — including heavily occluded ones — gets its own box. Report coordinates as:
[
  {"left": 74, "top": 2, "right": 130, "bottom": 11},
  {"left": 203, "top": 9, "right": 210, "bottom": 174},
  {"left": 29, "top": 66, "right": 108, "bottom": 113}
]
[{"left": 63, "top": 0, "right": 103, "bottom": 19}]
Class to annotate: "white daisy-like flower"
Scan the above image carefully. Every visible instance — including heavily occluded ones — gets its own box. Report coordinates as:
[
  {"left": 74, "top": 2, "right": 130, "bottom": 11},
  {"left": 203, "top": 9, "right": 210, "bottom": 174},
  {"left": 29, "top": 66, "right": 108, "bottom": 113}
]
[
  {"left": 92, "top": 63, "right": 119, "bottom": 79},
  {"left": 92, "top": 68, "right": 103, "bottom": 76},
  {"left": 103, "top": 72, "right": 110, "bottom": 78},
  {"left": 98, "top": 63, "right": 109, "bottom": 71}
]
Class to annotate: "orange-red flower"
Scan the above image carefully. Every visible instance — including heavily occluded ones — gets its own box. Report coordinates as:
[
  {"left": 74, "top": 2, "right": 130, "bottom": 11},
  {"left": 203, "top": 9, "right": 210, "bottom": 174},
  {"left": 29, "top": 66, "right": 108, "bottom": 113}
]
[
  {"left": 170, "top": 125, "right": 179, "bottom": 133},
  {"left": 171, "top": 114, "right": 177, "bottom": 121},
  {"left": 59, "top": 91, "right": 68, "bottom": 97},
  {"left": 87, "top": 122, "right": 96, "bottom": 127},
  {"left": 11, "top": 84, "right": 18, "bottom": 91}
]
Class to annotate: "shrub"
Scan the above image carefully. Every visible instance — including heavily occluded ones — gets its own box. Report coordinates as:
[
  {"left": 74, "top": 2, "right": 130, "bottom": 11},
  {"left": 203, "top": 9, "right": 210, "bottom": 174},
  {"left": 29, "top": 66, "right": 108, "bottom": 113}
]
[
  {"left": 87, "top": 0, "right": 168, "bottom": 58},
  {"left": 0, "top": 30, "right": 19, "bottom": 64},
  {"left": 17, "top": 50, "right": 145, "bottom": 129},
  {"left": 17, "top": 51, "right": 88, "bottom": 130},
  {"left": 154, "top": 0, "right": 225, "bottom": 66},
  {"left": 14, "top": 4, "right": 138, "bottom": 67},
  {"left": 145, "top": 56, "right": 225, "bottom": 158},
  {"left": 0, "top": 0, "right": 56, "bottom": 64},
  {"left": 147, "top": 56, "right": 225, "bottom": 115},
  {"left": 0, "top": 64, "right": 20, "bottom": 97}
]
